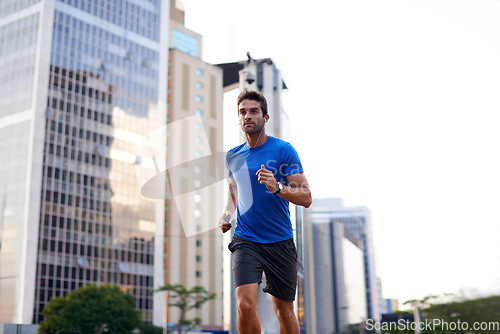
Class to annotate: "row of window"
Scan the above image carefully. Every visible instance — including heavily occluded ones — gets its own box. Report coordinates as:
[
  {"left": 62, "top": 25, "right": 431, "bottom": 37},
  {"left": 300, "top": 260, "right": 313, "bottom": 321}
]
[
  {"left": 44, "top": 182, "right": 112, "bottom": 203},
  {"left": 47, "top": 148, "right": 111, "bottom": 170},
  {"left": 42, "top": 214, "right": 155, "bottom": 246},
  {"left": 0, "top": 13, "right": 38, "bottom": 114},
  {"left": 51, "top": 81, "right": 113, "bottom": 105},
  {"left": 47, "top": 95, "right": 114, "bottom": 133},
  {"left": 171, "top": 29, "right": 198, "bottom": 57},
  {"left": 47, "top": 167, "right": 110, "bottom": 187},
  {"left": 45, "top": 192, "right": 111, "bottom": 211},
  {"left": 41, "top": 238, "right": 153, "bottom": 259},
  {"left": 47, "top": 147, "right": 111, "bottom": 169},
  {"left": 39, "top": 264, "right": 153, "bottom": 286},
  {"left": 42, "top": 215, "right": 150, "bottom": 239},
  {"left": 44, "top": 197, "right": 112, "bottom": 215},
  {"left": 43, "top": 209, "right": 109, "bottom": 226},
  {"left": 39, "top": 235, "right": 154, "bottom": 260},
  {"left": 0, "top": 0, "right": 41, "bottom": 19},
  {"left": 48, "top": 120, "right": 113, "bottom": 147},
  {"left": 56, "top": 0, "right": 160, "bottom": 41},
  {"left": 40, "top": 239, "right": 154, "bottom": 264}
]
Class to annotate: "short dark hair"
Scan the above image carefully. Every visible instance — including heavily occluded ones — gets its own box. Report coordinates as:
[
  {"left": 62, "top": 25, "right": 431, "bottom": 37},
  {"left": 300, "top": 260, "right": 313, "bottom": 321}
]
[{"left": 236, "top": 90, "right": 268, "bottom": 117}]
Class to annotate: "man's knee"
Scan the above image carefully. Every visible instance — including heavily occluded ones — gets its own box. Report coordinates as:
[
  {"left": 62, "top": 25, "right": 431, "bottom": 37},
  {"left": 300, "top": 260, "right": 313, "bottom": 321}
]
[
  {"left": 272, "top": 298, "right": 296, "bottom": 323},
  {"left": 275, "top": 306, "right": 295, "bottom": 322},
  {"left": 235, "top": 284, "right": 259, "bottom": 315},
  {"left": 236, "top": 295, "right": 257, "bottom": 315}
]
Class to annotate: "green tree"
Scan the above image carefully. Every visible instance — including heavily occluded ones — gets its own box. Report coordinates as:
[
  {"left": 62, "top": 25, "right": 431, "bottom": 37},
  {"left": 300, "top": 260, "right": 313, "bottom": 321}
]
[
  {"left": 423, "top": 295, "right": 500, "bottom": 333},
  {"left": 137, "top": 322, "right": 164, "bottom": 334},
  {"left": 39, "top": 283, "right": 140, "bottom": 334},
  {"left": 155, "top": 284, "right": 215, "bottom": 334}
]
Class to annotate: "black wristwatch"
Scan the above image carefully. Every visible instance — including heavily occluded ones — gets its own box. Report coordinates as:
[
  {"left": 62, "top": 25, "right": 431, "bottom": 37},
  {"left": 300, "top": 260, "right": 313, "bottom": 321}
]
[{"left": 273, "top": 182, "right": 284, "bottom": 195}]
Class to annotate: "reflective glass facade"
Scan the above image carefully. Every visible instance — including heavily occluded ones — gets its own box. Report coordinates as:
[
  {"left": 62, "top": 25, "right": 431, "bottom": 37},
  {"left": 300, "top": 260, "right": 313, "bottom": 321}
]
[
  {"left": 171, "top": 29, "right": 198, "bottom": 57},
  {"left": 0, "top": 0, "right": 41, "bottom": 19},
  {"left": 0, "top": 0, "right": 166, "bottom": 324},
  {"left": 0, "top": 9, "right": 40, "bottom": 322}
]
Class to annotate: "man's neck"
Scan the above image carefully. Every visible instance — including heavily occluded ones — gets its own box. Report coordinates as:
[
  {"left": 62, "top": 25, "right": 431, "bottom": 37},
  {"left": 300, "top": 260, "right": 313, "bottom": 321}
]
[{"left": 246, "top": 130, "right": 268, "bottom": 149}]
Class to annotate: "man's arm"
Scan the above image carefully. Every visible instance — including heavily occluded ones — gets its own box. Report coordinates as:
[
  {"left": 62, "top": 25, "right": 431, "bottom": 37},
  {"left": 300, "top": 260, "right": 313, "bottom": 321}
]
[
  {"left": 219, "top": 178, "right": 238, "bottom": 233},
  {"left": 256, "top": 165, "right": 312, "bottom": 208},
  {"left": 282, "top": 172, "right": 312, "bottom": 208}
]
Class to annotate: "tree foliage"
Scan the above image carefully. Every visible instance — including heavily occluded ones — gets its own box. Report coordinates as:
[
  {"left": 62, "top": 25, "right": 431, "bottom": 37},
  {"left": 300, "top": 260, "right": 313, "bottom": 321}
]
[
  {"left": 155, "top": 284, "right": 215, "bottom": 334},
  {"left": 374, "top": 295, "right": 500, "bottom": 334},
  {"left": 422, "top": 295, "right": 500, "bottom": 333},
  {"left": 137, "top": 322, "right": 164, "bottom": 334},
  {"left": 39, "top": 283, "right": 140, "bottom": 334}
]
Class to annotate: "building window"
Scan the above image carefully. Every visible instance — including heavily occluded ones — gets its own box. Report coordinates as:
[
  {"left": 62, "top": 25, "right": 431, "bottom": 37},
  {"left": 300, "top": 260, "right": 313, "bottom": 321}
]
[
  {"left": 196, "top": 240, "right": 201, "bottom": 247},
  {"left": 196, "top": 69, "right": 203, "bottom": 76},
  {"left": 195, "top": 109, "right": 203, "bottom": 116},
  {"left": 196, "top": 255, "right": 201, "bottom": 262},
  {"left": 195, "top": 95, "right": 203, "bottom": 103},
  {"left": 196, "top": 82, "right": 203, "bottom": 89},
  {"left": 196, "top": 271, "right": 201, "bottom": 277},
  {"left": 194, "top": 194, "right": 202, "bottom": 203}
]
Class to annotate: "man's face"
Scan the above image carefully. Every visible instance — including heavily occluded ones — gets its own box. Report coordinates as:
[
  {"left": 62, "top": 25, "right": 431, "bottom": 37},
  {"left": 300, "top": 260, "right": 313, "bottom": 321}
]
[{"left": 238, "top": 99, "right": 267, "bottom": 134}]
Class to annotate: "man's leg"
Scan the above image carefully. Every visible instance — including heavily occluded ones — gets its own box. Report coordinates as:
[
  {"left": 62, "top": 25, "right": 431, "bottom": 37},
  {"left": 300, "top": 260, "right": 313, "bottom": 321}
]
[
  {"left": 235, "top": 283, "right": 260, "bottom": 334},
  {"left": 271, "top": 295, "right": 299, "bottom": 334}
]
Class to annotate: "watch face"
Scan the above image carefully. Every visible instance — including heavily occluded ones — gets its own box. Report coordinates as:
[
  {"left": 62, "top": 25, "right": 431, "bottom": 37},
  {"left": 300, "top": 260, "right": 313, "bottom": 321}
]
[{"left": 274, "top": 182, "right": 283, "bottom": 194}]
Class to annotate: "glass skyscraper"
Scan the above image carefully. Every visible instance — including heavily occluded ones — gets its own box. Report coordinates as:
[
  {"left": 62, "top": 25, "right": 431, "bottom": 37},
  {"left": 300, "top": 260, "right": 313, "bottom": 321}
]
[{"left": 0, "top": 0, "right": 168, "bottom": 325}]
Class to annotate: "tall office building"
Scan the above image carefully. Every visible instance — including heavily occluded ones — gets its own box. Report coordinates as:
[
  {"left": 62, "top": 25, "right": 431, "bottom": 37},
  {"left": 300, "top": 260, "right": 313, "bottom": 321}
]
[
  {"left": 164, "top": 1, "right": 224, "bottom": 330},
  {"left": 304, "top": 198, "right": 381, "bottom": 333},
  {"left": 0, "top": 0, "right": 169, "bottom": 326}
]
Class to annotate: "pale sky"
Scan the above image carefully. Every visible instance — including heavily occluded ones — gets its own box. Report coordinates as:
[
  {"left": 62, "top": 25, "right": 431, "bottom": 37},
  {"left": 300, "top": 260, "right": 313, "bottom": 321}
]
[{"left": 181, "top": 0, "right": 500, "bottom": 303}]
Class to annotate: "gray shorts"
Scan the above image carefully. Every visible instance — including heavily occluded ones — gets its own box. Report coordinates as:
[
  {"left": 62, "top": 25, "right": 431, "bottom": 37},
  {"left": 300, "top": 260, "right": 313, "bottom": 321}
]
[{"left": 228, "top": 234, "right": 298, "bottom": 302}]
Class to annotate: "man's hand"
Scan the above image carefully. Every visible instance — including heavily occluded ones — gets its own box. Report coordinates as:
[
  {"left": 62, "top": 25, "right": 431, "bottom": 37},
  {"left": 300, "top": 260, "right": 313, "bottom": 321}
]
[
  {"left": 256, "top": 164, "right": 278, "bottom": 193},
  {"left": 218, "top": 210, "right": 232, "bottom": 233}
]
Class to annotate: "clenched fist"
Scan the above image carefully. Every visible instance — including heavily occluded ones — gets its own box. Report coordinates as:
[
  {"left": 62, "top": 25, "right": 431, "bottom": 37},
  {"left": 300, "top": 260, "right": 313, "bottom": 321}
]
[
  {"left": 256, "top": 164, "right": 278, "bottom": 193},
  {"left": 218, "top": 210, "right": 232, "bottom": 233}
]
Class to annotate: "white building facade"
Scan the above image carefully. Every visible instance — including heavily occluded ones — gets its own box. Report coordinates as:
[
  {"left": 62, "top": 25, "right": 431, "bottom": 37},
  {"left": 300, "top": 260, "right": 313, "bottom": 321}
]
[{"left": 304, "top": 198, "right": 381, "bottom": 333}]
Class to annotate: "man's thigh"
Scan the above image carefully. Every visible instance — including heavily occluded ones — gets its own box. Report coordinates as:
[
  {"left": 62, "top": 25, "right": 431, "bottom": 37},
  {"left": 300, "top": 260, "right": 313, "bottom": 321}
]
[
  {"left": 229, "top": 235, "right": 264, "bottom": 287},
  {"left": 261, "top": 238, "right": 298, "bottom": 302}
]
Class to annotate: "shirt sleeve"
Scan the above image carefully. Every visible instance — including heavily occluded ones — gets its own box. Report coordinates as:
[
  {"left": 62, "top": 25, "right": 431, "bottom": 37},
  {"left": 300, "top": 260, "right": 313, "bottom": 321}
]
[
  {"left": 226, "top": 150, "right": 247, "bottom": 179},
  {"left": 281, "top": 143, "right": 304, "bottom": 176},
  {"left": 225, "top": 152, "right": 234, "bottom": 179}
]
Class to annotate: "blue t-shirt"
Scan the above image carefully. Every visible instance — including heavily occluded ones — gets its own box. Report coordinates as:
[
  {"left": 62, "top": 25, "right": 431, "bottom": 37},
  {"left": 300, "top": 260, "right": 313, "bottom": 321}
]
[{"left": 226, "top": 136, "right": 303, "bottom": 243}]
